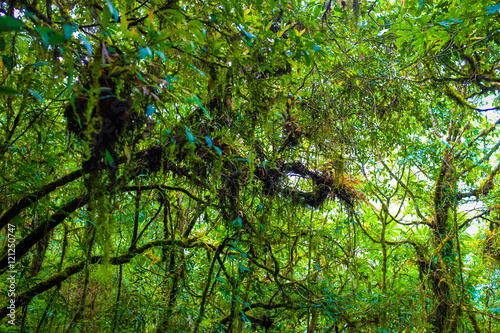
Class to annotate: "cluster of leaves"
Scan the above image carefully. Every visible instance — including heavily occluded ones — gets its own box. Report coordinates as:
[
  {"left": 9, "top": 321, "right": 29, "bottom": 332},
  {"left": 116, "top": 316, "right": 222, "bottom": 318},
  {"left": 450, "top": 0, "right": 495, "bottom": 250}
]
[{"left": 1, "top": 0, "right": 500, "bottom": 332}]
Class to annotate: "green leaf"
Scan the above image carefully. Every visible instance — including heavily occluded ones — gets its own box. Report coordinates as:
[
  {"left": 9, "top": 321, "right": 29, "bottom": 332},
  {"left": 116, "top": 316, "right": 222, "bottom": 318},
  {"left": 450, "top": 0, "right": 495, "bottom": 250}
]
[
  {"left": 1, "top": 55, "right": 13, "bottom": 71},
  {"left": 0, "top": 16, "right": 25, "bottom": 32},
  {"left": 63, "top": 24, "right": 75, "bottom": 40},
  {"left": 146, "top": 104, "right": 155, "bottom": 116},
  {"left": 438, "top": 19, "right": 463, "bottom": 28},
  {"left": 139, "top": 46, "right": 152, "bottom": 60},
  {"left": 188, "top": 20, "right": 204, "bottom": 28},
  {"left": 238, "top": 263, "right": 249, "bottom": 272},
  {"left": 79, "top": 34, "right": 93, "bottom": 56},
  {"left": 164, "top": 9, "right": 184, "bottom": 23},
  {"left": 50, "top": 32, "right": 66, "bottom": 46},
  {"left": 185, "top": 62, "right": 206, "bottom": 77},
  {"left": 136, "top": 71, "right": 148, "bottom": 83},
  {"left": 243, "top": 30, "right": 258, "bottom": 41},
  {"left": 205, "top": 136, "right": 212, "bottom": 148},
  {"left": 281, "top": 74, "right": 292, "bottom": 84},
  {"left": 35, "top": 26, "right": 53, "bottom": 47},
  {"left": 154, "top": 50, "right": 166, "bottom": 62},
  {"left": 0, "top": 38, "right": 5, "bottom": 51},
  {"left": 105, "top": 150, "right": 116, "bottom": 167},
  {"left": 185, "top": 126, "right": 198, "bottom": 145},
  {"left": 192, "top": 94, "right": 210, "bottom": 119},
  {"left": 101, "top": 5, "right": 111, "bottom": 29},
  {"left": 105, "top": 0, "right": 120, "bottom": 22},
  {"left": 27, "top": 62, "right": 50, "bottom": 68},
  {"left": 301, "top": 49, "right": 312, "bottom": 66},
  {"left": 231, "top": 218, "right": 242, "bottom": 228},
  {"left": 238, "top": 248, "right": 248, "bottom": 258},
  {"left": 487, "top": 4, "right": 500, "bottom": 14},
  {"left": 0, "top": 86, "right": 18, "bottom": 95},
  {"left": 28, "top": 89, "right": 45, "bottom": 105},
  {"left": 241, "top": 312, "right": 250, "bottom": 323},
  {"left": 190, "top": 27, "right": 204, "bottom": 42},
  {"left": 214, "top": 276, "right": 225, "bottom": 283},
  {"left": 313, "top": 5, "right": 321, "bottom": 18},
  {"left": 239, "top": 24, "right": 258, "bottom": 45}
]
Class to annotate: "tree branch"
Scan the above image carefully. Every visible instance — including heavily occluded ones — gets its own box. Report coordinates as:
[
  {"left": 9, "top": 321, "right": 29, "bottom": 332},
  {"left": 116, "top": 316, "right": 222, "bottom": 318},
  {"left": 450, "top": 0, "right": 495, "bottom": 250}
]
[
  {"left": 0, "top": 238, "right": 212, "bottom": 320},
  {"left": 0, "top": 169, "right": 86, "bottom": 230},
  {"left": 0, "top": 195, "right": 89, "bottom": 273}
]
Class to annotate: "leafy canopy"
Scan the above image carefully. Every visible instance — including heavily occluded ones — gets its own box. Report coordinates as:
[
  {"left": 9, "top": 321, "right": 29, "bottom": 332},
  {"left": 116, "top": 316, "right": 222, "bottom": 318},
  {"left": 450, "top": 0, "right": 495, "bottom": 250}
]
[{"left": 1, "top": 0, "right": 500, "bottom": 332}]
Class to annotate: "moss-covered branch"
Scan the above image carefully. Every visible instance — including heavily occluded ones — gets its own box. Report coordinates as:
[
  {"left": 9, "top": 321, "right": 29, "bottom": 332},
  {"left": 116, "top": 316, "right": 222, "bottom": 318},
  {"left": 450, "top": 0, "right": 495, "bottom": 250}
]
[
  {"left": 0, "top": 169, "right": 86, "bottom": 230},
  {"left": 0, "top": 195, "right": 90, "bottom": 273},
  {"left": 0, "top": 237, "right": 214, "bottom": 321}
]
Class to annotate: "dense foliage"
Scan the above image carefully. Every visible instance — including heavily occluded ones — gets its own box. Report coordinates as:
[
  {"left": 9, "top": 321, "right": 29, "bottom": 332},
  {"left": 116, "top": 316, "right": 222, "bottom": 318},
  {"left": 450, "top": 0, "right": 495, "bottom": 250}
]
[{"left": 1, "top": 0, "right": 500, "bottom": 332}]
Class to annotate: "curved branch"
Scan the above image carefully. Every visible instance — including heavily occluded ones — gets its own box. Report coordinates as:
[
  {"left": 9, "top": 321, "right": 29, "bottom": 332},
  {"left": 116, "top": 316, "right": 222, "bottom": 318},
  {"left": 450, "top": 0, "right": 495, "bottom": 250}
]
[
  {"left": 0, "top": 195, "right": 89, "bottom": 273},
  {"left": 0, "top": 169, "right": 86, "bottom": 230},
  {"left": 0, "top": 143, "right": 168, "bottom": 231},
  {"left": 218, "top": 302, "right": 297, "bottom": 326},
  {"left": 0, "top": 238, "right": 212, "bottom": 321},
  {"left": 123, "top": 185, "right": 207, "bottom": 204}
]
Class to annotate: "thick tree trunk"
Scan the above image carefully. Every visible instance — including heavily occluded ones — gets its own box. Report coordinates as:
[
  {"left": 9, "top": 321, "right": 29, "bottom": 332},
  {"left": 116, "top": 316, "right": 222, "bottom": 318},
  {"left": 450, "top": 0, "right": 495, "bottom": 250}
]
[{"left": 429, "top": 153, "right": 458, "bottom": 333}]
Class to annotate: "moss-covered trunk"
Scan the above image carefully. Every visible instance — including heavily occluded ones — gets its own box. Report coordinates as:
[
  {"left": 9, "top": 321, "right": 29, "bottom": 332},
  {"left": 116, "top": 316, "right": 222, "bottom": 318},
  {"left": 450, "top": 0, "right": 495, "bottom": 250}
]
[{"left": 429, "top": 152, "right": 459, "bottom": 333}]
